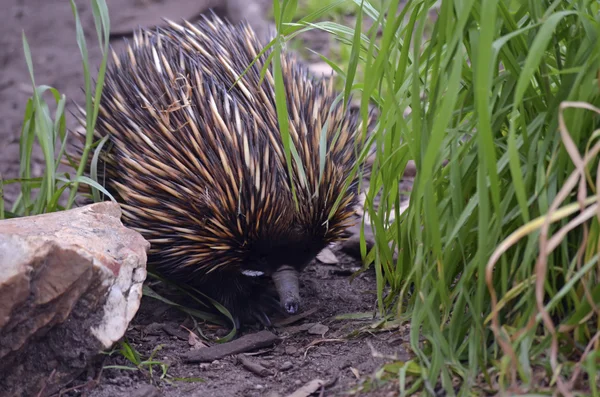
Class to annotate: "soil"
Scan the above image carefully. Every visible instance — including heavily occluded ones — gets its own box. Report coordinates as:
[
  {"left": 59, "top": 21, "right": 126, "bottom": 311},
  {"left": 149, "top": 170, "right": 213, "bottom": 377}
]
[
  {"left": 69, "top": 249, "right": 410, "bottom": 397},
  {"left": 0, "top": 1, "right": 410, "bottom": 396}
]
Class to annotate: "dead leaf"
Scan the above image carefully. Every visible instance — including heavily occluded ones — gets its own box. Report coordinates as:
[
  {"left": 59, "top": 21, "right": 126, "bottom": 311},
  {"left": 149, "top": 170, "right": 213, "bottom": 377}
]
[
  {"left": 316, "top": 247, "right": 339, "bottom": 264},
  {"left": 183, "top": 326, "right": 207, "bottom": 349}
]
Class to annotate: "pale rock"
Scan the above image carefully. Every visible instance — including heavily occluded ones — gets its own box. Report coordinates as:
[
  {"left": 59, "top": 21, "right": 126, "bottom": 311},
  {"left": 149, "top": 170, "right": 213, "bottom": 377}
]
[
  {"left": 316, "top": 247, "right": 339, "bottom": 265},
  {"left": 0, "top": 202, "right": 149, "bottom": 397},
  {"left": 307, "top": 323, "right": 329, "bottom": 336},
  {"left": 307, "top": 62, "right": 337, "bottom": 78}
]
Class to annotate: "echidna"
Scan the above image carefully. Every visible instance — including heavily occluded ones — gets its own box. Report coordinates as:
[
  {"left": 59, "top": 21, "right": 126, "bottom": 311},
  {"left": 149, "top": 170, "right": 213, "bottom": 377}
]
[{"left": 70, "top": 13, "right": 368, "bottom": 328}]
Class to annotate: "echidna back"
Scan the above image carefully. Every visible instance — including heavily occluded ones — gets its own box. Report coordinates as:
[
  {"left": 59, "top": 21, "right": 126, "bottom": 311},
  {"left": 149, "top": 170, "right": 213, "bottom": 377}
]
[{"left": 74, "top": 13, "right": 365, "bottom": 285}]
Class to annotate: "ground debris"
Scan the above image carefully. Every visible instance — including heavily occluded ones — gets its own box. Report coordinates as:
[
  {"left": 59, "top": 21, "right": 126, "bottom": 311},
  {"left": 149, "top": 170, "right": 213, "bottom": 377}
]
[
  {"left": 330, "top": 267, "right": 362, "bottom": 276},
  {"left": 280, "top": 361, "right": 293, "bottom": 371},
  {"left": 274, "top": 307, "right": 319, "bottom": 327},
  {"left": 285, "top": 379, "right": 325, "bottom": 397},
  {"left": 236, "top": 354, "right": 274, "bottom": 377},
  {"left": 181, "top": 330, "right": 281, "bottom": 363},
  {"left": 129, "top": 384, "right": 161, "bottom": 397},
  {"left": 161, "top": 323, "right": 188, "bottom": 340},
  {"left": 279, "top": 322, "right": 316, "bottom": 336}
]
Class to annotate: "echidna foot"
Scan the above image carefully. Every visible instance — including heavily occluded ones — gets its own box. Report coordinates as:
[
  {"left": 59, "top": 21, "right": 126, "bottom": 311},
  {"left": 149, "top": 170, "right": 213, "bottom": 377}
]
[
  {"left": 229, "top": 291, "right": 288, "bottom": 330},
  {"left": 252, "top": 310, "right": 272, "bottom": 328}
]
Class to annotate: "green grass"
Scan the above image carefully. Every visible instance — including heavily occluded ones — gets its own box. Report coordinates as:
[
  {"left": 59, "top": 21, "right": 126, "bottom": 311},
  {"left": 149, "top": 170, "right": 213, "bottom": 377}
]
[
  {"left": 5, "top": 0, "right": 600, "bottom": 395},
  {"left": 270, "top": 0, "right": 600, "bottom": 395},
  {"left": 104, "top": 340, "right": 205, "bottom": 384},
  {"left": 0, "top": 0, "right": 112, "bottom": 219}
]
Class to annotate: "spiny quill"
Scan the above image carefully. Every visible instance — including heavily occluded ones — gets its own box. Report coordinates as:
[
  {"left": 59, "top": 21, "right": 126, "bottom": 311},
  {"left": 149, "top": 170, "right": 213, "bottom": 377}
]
[{"left": 68, "top": 12, "right": 371, "bottom": 329}]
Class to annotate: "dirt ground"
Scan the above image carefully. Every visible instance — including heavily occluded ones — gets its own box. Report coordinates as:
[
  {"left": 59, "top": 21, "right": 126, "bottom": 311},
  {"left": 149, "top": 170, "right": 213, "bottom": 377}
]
[
  {"left": 73, "top": 249, "right": 410, "bottom": 397},
  {"left": 0, "top": 1, "right": 411, "bottom": 396}
]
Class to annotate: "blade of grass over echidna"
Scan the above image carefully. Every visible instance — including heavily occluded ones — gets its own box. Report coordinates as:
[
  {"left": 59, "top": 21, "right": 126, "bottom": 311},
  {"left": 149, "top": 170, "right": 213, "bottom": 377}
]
[
  {"left": 90, "top": 135, "right": 111, "bottom": 202},
  {"left": 182, "top": 285, "right": 239, "bottom": 342},
  {"left": 272, "top": 43, "right": 304, "bottom": 208},
  {"left": 66, "top": 0, "right": 110, "bottom": 208},
  {"left": 15, "top": 98, "right": 35, "bottom": 216},
  {"left": 144, "top": 273, "right": 238, "bottom": 341},
  {"left": 272, "top": 0, "right": 308, "bottom": 206},
  {"left": 307, "top": 50, "right": 346, "bottom": 78},
  {"left": 142, "top": 285, "right": 237, "bottom": 343},
  {"left": 284, "top": 0, "right": 347, "bottom": 36},
  {"left": 57, "top": 176, "right": 114, "bottom": 202}
]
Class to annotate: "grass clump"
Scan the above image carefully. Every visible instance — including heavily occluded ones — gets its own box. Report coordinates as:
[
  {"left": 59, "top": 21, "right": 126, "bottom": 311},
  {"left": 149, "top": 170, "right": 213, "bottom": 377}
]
[
  {"left": 0, "top": 0, "right": 112, "bottom": 220},
  {"left": 104, "top": 340, "right": 205, "bottom": 384},
  {"left": 270, "top": 0, "right": 600, "bottom": 395}
]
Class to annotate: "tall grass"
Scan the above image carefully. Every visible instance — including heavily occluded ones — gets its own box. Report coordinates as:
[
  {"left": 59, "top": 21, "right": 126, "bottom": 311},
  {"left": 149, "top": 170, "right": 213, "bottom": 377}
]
[
  {"left": 271, "top": 0, "right": 600, "bottom": 394},
  {"left": 0, "top": 0, "right": 112, "bottom": 220},
  {"left": 4, "top": 0, "right": 599, "bottom": 394}
]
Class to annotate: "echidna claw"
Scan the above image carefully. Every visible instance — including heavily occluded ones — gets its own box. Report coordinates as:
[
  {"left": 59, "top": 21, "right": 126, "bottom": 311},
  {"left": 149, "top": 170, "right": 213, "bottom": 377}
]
[
  {"left": 252, "top": 311, "right": 272, "bottom": 328},
  {"left": 233, "top": 316, "right": 241, "bottom": 331},
  {"left": 265, "top": 296, "right": 286, "bottom": 313}
]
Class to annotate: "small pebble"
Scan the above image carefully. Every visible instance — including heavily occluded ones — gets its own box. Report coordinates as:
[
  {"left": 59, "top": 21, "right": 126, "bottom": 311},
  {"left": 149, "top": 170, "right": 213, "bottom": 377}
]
[
  {"left": 294, "top": 379, "right": 302, "bottom": 386},
  {"left": 307, "top": 323, "right": 329, "bottom": 336},
  {"left": 255, "top": 384, "right": 264, "bottom": 389},
  {"left": 129, "top": 384, "right": 160, "bottom": 397},
  {"left": 339, "top": 360, "right": 352, "bottom": 370},
  {"left": 316, "top": 247, "right": 339, "bottom": 264},
  {"left": 215, "top": 328, "right": 229, "bottom": 337},
  {"left": 280, "top": 361, "right": 293, "bottom": 371},
  {"left": 285, "top": 346, "right": 298, "bottom": 355},
  {"left": 257, "top": 359, "right": 273, "bottom": 368}
]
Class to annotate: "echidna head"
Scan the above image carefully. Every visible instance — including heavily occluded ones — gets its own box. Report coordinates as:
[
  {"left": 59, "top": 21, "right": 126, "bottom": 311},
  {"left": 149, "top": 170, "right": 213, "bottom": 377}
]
[{"left": 240, "top": 237, "right": 324, "bottom": 315}]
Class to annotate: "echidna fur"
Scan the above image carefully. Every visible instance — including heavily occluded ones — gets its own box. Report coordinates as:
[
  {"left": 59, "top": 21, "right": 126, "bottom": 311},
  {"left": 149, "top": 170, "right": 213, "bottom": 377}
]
[{"left": 69, "top": 12, "right": 370, "bottom": 328}]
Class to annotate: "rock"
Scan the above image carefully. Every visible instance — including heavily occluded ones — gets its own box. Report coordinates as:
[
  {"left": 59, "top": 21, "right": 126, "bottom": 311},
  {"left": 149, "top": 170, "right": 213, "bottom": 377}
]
[
  {"left": 225, "top": 0, "right": 275, "bottom": 43},
  {"left": 340, "top": 223, "right": 376, "bottom": 258},
  {"left": 403, "top": 160, "right": 417, "bottom": 178},
  {"left": 109, "top": 0, "right": 274, "bottom": 44},
  {"left": 280, "top": 361, "right": 293, "bottom": 371},
  {"left": 0, "top": 202, "right": 149, "bottom": 397},
  {"left": 237, "top": 355, "right": 274, "bottom": 377},
  {"left": 341, "top": 221, "right": 401, "bottom": 262},
  {"left": 307, "top": 323, "right": 329, "bottom": 337},
  {"left": 285, "top": 346, "right": 298, "bottom": 355},
  {"left": 130, "top": 384, "right": 162, "bottom": 397}
]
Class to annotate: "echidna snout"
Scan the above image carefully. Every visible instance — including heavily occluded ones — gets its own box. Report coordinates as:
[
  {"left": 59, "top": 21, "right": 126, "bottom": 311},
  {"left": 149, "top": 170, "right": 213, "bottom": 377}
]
[{"left": 271, "top": 265, "right": 301, "bottom": 314}]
